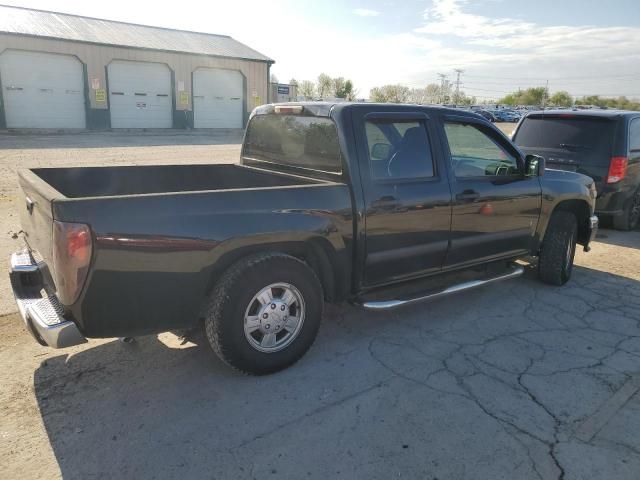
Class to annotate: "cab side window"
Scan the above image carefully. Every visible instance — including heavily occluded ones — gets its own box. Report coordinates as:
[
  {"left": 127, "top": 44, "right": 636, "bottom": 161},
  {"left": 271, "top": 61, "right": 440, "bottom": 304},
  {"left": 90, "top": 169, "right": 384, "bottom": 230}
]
[
  {"left": 444, "top": 122, "right": 520, "bottom": 177},
  {"left": 364, "top": 119, "right": 435, "bottom": 180}
]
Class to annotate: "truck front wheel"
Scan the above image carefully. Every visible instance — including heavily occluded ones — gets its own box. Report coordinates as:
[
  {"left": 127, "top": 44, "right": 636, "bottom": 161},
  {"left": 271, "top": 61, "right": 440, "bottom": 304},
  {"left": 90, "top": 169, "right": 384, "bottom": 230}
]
[
  {"left": 538, "top": 211, "right": 578, "bottom": 286},
  {"left": 204, "top": 253, "right": 323, "bottom": 375}
]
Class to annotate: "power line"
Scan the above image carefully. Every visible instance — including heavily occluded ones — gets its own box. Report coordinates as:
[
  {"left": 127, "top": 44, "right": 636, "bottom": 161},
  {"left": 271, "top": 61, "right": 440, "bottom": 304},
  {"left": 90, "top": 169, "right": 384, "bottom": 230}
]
[{"left": 464, "top": 73, "right": 640, "bottom": 81}]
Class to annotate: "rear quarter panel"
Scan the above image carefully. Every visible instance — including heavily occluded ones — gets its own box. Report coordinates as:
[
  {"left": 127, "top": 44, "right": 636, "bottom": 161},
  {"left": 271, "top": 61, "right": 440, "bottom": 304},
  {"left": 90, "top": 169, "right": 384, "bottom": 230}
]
[{"left": 53, "top": 184, "right": 354, "bottom": 337}]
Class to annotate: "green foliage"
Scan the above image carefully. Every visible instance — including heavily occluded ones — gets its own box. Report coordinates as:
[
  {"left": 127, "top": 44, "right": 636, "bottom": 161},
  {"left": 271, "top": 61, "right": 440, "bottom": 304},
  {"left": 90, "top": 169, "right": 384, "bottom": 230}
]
[
  {"left": 498, "top": 87, "right": 640, "bottom": 110},
  {"left": 574, "top": 95, "right": 640, "bottom": 111},
  {"left": 499, "top": 87, "right": 548, "bottom": 106},
  {"left": 298, "top": 80, "right": 316, "bottom": 99},
  {"left": 296, "top": 74, "right": 357, "bottom": 100},
  {"left": 548, "top": 91, "right": 573, "bottom": 107},
  {"left": 317, "top": 73, "right": 333, "bottom": 99},
  {"left": 369, "top": 84, "right": 410, "bottom": 103}
]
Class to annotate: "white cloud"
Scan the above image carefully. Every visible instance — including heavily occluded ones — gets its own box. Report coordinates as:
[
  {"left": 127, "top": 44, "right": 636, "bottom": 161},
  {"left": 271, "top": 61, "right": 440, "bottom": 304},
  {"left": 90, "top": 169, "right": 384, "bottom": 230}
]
[
  {"left": 405, "top": 0, "right": 640, "bottom": 98},
  {"left": 353, "top": 8, "right": 380, "bottom": 17}
]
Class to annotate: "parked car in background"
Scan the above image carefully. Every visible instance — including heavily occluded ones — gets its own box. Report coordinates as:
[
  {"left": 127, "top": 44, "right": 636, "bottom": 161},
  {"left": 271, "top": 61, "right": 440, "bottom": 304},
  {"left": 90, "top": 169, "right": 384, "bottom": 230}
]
[
  {"left": 474, "top": 109, "right": 496, "bottom": 122},
  {"left": 513, "top": 109, "right": 640, "bottom": 230},
  {"left": 492, "top": 109, "right": 521, "bottom": 123},
  {"left": 10, "top": 103, "right": 598, "bottom": 374}
]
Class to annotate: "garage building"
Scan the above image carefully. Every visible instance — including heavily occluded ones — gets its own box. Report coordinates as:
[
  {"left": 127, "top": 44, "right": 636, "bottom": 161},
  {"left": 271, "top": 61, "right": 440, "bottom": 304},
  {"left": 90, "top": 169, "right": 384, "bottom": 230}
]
[{"left": 0, "top": 5, "right": 274, "bottom": 130}]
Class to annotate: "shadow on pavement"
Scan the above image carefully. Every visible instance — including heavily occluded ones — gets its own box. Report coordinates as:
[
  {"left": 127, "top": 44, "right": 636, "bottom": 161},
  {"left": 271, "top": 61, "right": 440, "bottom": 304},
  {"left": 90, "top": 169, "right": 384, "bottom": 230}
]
[
  {"left": 595, "top": 228, "right": 640, "bottom": 249},
  {"left": 33, "top": 265, "right": 640, "bottom": 479}
]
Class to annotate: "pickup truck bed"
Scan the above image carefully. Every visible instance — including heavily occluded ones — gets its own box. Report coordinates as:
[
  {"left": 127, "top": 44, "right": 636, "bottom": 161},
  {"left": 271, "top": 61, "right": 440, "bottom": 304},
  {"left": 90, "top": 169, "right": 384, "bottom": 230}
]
[
  {"left": 15, "top": 163, "right": 352, "bottom": 343},
  {"left": 32, "top": 164, "right": 319, "bottom": 198}
]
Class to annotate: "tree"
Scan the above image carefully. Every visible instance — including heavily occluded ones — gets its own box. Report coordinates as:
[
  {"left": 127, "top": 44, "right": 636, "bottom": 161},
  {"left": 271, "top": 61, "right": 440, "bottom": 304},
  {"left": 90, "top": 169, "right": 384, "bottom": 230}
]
[
  {"left": 424, "top": 83, "right": 441, "bottom": 104},
  {"left": 548, "top": 91, "right": 573, "bottom": 107},
  {"left": 298, "top": 80, "right": 316, "bottom": 100},
  {"left": 343, "top": 80, "right": 358, "bottom": 101},
  {"left": 369, "top": 84, "right": 410, "bottom": 103},
  {"left": 332, "top": 77, "right": 346, "bottom": 98},
  {"left": 498, "top": 87, "right": 548, "bottom": 106},
  {"left": 270, "top": 73, "right": 279, "bottom": 84},
  {"left": 407, "top": 87, "right": 427, "bottom": 104},
  {"left": 573, "top": 95, "right": 640, "bottom": 110},
  {"left": 289, "top": 78, "right": 298, "bottom": 86},
  {"left": 317, "top": 73, "right": 333, "bottom": 99}
]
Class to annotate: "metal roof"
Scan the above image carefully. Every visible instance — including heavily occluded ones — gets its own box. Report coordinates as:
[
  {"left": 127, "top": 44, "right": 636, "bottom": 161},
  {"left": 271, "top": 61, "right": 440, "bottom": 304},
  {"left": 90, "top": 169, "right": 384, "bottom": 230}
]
[{"left": 0, "top": 5, "right": 274, "bottom": 63}]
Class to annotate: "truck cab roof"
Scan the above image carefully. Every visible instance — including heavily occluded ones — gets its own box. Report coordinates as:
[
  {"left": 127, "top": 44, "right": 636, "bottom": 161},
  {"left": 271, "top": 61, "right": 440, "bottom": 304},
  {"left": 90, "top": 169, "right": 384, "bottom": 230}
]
[{"left": 253, "top": 102, "right": 487, "bottom": 120}]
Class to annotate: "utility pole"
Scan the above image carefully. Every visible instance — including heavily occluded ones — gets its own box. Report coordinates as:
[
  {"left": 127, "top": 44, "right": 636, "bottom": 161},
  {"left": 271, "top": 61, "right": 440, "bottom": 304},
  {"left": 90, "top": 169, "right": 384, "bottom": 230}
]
[
  {"left": 542, "top": 80, "right": 549, "bottom": 109},
  {"left": 454, "top": 69, "right": 464, "bottom": 105},
  {"left": 437, "top": 73, "right": 447, "bottom": 104}
]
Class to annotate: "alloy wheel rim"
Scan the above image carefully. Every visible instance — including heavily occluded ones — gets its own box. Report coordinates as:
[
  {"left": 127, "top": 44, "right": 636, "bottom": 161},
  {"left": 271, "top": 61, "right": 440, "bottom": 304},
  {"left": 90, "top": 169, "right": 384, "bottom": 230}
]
[{"left": 243, "top": 283, "right": 305, "bottom": 353}]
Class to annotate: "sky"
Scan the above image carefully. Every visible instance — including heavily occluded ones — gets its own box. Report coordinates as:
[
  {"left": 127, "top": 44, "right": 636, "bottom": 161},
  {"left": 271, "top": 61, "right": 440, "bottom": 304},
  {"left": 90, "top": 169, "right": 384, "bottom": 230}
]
[{"left": 5, "top": 0, "right": 640, "bottom": 100}]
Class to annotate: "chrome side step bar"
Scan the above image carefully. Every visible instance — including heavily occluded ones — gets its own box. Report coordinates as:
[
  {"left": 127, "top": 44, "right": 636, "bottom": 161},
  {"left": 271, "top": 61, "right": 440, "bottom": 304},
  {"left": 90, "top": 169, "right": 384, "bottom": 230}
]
[{"left": 360, "top": 265, "right": 525, "bottom": 311}]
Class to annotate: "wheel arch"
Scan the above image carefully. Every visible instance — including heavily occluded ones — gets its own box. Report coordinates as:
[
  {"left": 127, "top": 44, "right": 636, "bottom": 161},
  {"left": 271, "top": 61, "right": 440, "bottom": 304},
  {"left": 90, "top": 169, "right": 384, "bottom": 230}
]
[
  {"left": 204, "top": 237, "right": 347, "bottom": 304},
  {"left": 549, "top": 199, "right": 592, "bottom": 246}
]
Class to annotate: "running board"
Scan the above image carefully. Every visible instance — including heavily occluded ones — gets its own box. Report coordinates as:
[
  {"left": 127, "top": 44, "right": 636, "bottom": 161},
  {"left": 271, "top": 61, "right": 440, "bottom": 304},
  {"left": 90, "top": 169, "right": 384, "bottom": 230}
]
[{"left": 359, "top": 265, "right": 525, "bottom": 311}]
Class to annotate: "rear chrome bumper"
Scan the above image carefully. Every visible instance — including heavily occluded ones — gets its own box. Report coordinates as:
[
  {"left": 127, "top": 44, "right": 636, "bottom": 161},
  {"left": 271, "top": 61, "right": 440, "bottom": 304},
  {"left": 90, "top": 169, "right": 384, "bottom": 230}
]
[{"left": 9, "top": 251, "right": 86, "bottom": 348}]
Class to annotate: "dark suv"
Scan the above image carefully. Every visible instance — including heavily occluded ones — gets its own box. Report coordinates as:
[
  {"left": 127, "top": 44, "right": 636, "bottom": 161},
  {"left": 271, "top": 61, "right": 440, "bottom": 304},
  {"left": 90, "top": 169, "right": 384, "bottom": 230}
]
[{"left": 513, "top": 110, "right": 640, "bottom": 230}]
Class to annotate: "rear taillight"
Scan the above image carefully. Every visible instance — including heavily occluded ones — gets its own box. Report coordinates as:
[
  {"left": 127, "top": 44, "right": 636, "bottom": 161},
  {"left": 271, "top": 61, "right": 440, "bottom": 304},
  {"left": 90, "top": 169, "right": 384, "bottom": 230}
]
[
  {"left": 606, "top": 156, "right": 628, "bottom": 183},
  {"left": 52, "top": 221, "right": 93, "bottom": 305}
]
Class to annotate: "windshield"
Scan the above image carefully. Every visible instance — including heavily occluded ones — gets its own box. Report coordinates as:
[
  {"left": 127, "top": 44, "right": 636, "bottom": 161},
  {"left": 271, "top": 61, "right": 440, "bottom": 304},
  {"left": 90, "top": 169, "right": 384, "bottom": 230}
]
[
  {"left": 514, "top": 116, "right": 615, "bottom": 164},
  {"left": 243, "top": 114, "right": 342, "bottom": 174}
]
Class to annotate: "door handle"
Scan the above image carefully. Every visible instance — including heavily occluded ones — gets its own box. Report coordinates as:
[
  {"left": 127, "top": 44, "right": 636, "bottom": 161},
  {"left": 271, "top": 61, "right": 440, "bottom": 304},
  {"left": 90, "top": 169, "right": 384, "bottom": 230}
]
[{"left": 456, "top": 191, "right": 480, "bottom": 201}]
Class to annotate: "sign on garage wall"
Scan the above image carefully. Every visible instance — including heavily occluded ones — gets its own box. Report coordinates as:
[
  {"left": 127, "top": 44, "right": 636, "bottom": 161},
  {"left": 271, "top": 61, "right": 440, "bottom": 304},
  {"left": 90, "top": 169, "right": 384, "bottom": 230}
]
[
  {"left": 95, "top": 89, "right": 106, "bottom": 102},
  {"left": 180, "top": 91, "right": 190, "bottom": 106}
]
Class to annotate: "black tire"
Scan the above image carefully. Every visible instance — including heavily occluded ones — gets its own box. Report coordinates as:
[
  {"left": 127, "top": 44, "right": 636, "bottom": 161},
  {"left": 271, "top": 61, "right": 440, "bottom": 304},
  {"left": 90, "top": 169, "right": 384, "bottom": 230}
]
[
  {"left": 613, "top": 188, "right": 640, "bottom": 231},
  {"left": 204, "top": 252, "right": 323, "bottom": 375},
  {"left": 538, "top": 211, "right": 578, "bottom": 286}
]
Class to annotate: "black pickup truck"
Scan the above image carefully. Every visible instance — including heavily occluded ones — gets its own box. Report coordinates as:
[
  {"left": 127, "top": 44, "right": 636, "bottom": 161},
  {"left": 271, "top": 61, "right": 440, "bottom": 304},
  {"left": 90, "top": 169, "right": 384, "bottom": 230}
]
[{"left": 10, "top": 102, "right": 598, "bottom": 374}]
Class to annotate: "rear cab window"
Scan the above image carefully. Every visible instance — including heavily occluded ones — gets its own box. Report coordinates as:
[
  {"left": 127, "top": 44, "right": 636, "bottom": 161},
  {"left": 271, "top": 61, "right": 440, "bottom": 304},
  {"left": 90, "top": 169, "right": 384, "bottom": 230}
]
[
  {"left": 514, "top": 115, "right": 616, "bottom": 165},
  {"left": 243, "top": 114, "right": 342, "bottom": 174}
]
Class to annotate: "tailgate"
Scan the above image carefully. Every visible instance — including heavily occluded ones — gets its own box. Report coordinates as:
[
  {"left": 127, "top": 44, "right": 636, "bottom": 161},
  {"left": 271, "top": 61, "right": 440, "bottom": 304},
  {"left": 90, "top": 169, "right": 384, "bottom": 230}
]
[{"left": 17, "top": 169, "right": 61, "bottom": 265}]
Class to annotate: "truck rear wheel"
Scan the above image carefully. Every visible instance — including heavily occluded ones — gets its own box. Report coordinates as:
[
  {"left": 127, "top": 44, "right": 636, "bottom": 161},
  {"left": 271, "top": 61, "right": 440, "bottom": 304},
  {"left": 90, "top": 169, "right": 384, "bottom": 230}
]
[
  {"left": 538, "top": 211, "right": 577, "bottom": 286},
  {"left": 204, "top": 253, "right": 323, "bottom": 375}
]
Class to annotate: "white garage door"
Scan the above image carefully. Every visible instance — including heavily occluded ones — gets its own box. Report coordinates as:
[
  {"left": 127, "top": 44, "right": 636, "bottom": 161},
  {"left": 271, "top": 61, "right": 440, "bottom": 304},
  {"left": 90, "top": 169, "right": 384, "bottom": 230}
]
[
  {"left": 0, "top": 50, "right": 86, "bottom": 128},
  {"left": 108, "top": 61, "right": 172, "bottom": 128},
  {"left": 193, "top": 69, "right": 243, "bottom": 128}
]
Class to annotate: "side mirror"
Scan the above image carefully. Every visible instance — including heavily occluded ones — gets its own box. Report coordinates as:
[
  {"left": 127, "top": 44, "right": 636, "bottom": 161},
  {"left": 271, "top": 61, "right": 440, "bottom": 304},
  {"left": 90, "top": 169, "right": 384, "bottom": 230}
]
[
  {"left": 524, "top": 154, "right": 545, "bottom": 177},
  {"left": 371, "top": 143, "right": 391, "bottom": 161}
]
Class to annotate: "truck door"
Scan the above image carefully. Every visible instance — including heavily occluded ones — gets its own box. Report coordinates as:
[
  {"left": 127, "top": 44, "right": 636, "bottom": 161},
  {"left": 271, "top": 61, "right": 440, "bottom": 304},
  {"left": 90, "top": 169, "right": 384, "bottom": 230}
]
[
  {"left": 441, "top": 116, "right": 542, "bottom": 267},
  {"left": 354, "top": 110, "right": 452, "bottom": 286}
]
